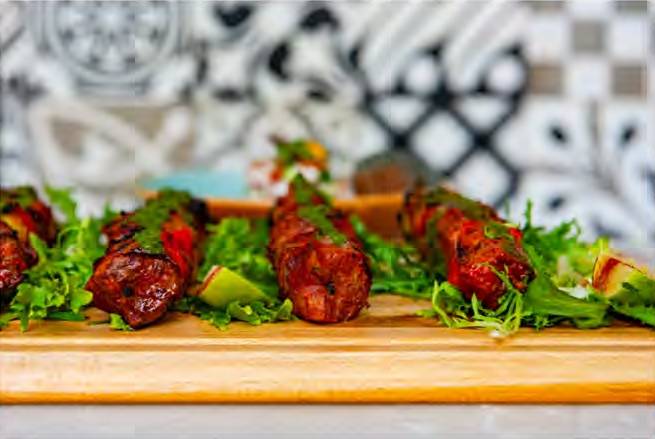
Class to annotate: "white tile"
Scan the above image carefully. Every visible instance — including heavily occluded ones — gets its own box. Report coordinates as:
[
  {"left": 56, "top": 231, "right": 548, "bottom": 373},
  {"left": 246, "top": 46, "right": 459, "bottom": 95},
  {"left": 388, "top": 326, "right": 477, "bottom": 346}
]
[
  {"left": 300, "top": 102, "right": 389, "bottom": 163},
  {"left": 404, "top": 55, "right": 443, "bottom": 95},
  {"left": 487, "top": 54, "right": 526, "bottom": 94},
  {"left": 608, "top": 16, "right": 650, "bottom": 62},
  {"left": 451, "top": 151, "right": 510, "bottom": 205},
  {"left": 566, "top": 0, "right": 613, "bottom": 19},
  {"left": 600, "top": 100, "right": 655, "bottom": 224},
  {"left": 526, "top": 14, "right": 571, "bottom": 62},
  {"left": 565, "top": 56, "right": 611, "bottom": 99},
  {"left": 456, "top": 96, "right": 510, "bottom": 132},
  {"left": 498, "top": 98, "right": 593, "bottom": 170},
  {"left": 412, "top": 113, "right": 469, "bottom": 171},
  {"left": 374, "top": 96, "right": 427, "bottom": 132}
]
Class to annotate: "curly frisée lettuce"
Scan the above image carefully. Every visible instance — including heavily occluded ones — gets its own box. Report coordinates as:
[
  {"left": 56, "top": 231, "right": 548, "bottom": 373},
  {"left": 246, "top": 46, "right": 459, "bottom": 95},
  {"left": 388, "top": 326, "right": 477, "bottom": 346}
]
[
  {"left": 0, "top": 188, "right": 109, "bottom": 331},
  {"left": 351, "top": 216, "right": 432, "bottom": 299},
  {"left": 418, "top": 280, "right": 524, "bottom": 336},
  {"left": 181, "top": 217, "right": 292, "bottom": 329},
  {"left": 421, "top": 275, "right": 610, "bottom": 336},
  {"left": 109, "top": 313, "right": 134, "bottom": 332},
  {"left": 198, "top": 218, "right": 278, "bottom": 296},
  {"left": 520, "top": 201, "right": 607, "bottom": 287},
  {"left": 417, "top": 201, "right": 619, "bottom": 334},
  {"left": 173, "top": 296, "right": 293, "bottom": 330},
  {"left": 519, "top": 201, "right": 613, "bottom": 329}
]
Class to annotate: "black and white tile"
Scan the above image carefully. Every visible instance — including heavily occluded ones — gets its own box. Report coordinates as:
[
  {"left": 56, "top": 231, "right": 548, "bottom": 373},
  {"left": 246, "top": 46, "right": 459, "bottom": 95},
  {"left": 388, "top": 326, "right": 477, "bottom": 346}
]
[{"left": 0, "top": 0, "right": 652, "bottom": 245}]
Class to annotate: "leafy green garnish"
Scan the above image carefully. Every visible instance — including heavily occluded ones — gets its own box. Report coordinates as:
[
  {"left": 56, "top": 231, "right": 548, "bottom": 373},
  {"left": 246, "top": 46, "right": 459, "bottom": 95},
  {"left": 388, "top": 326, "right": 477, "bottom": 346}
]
[
  {"left": 413, "top": 200, "right": 617, "bottom": 334},
  {"left": 189, "top": 216, "right": 295, "bottom": 329},
  {"left": 420, "top": 279, "right": 525, "bottom": 336},
  {"left": 289, "top": 175, "right": 345, "bottom": 245},
  {"left": 273, "top": 138, "right": 332, "bottom": 182},
  {"left": 198, "top": 218, "right": 278, "bottom": 296},
  {"left": 109, "top": 313, "right": 133, "bottom": 331},
  {"left": 605, "top": 273, "right": 655, "bottom": 326},
  {"left": 483, "top": 222, "right": 516, "bottom": 242},
  {"left": 519, "top": 201, "right": 611, "bottom": 329},
  {"left": 45, "top": 186, "right": 78, "bottom": 223},
  {"left": 351, "top": 216, "right": 432, "bottom": 299},
  {"left": 131, "top": 189, "right": 193, "bottom": 254},
  {"left": 522, "top": 276, "right": 609, "bottom": 329},
  {"left": 521, "top": 200, "right": 606, "bottom": 287},
  {"left": 290, "top": 174, "right": 331, "bottom": 205},
  {"left": 298, "top": 205, "right": 347, "bottom": 245},
  {"left": 0, "top": 188, "right": 107, "bottom": 331},
  {"left": 173, "top": 296, "right": 293, "bottom": 330},
  {"left": 0, "top": 186, "right": 38, "bottom": 212},
  {"left": 610, "top": 303, "right": 655, "bottom": 327},
  {"left": 275, "top": 138, "right": 315, "bottom": 166},
  {"left": 424, "top": 186, "right": 496, "bottom": 222},
  {"left": 421, "top": 269, "right": 609, "bottom": 335}
]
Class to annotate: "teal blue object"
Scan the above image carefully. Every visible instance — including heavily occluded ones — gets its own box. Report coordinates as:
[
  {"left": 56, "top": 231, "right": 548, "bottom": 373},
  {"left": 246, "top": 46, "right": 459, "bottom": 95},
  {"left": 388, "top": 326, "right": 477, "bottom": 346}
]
[{"left": 142, "top": 170, "right": 249, "bottom": 199}]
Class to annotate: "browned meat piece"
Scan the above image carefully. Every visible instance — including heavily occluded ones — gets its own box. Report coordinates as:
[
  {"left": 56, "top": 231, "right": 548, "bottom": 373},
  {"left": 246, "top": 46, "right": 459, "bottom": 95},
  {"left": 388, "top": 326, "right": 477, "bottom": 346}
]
[
  {"left": 400, "top": 185, "right": 534, "bottom": 309},
  {"left": 0, "top": 221, "right": 36, "bottom": 300},
  {"left": 0, "top": 187, "right": 56, "bottom": 302},
  {"left": 86, "top": 191, "right": 205, "bottom": 328},
  {"left": 268, "top": 177, "right": 371, "bottom": 323}
]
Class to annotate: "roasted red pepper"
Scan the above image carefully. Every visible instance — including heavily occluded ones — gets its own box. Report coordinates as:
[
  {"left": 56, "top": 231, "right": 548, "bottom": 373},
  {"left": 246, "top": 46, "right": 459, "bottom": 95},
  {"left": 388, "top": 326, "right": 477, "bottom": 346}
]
[{"left": 400, "top": 185, "right": 533, "bottom": 309}]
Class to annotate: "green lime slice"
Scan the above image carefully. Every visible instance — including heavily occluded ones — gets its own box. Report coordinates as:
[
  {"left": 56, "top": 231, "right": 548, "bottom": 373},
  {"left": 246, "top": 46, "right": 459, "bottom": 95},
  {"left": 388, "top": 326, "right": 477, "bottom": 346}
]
[{"left": 198, "top": 266, "right": 272, "bottom": 309}]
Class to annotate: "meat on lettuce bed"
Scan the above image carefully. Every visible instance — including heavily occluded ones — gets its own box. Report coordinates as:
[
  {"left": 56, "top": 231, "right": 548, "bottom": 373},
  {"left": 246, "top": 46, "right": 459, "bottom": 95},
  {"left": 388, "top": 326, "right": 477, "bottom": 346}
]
[{"left": 0, "top": 178, "right": 653, "bottom": 334}]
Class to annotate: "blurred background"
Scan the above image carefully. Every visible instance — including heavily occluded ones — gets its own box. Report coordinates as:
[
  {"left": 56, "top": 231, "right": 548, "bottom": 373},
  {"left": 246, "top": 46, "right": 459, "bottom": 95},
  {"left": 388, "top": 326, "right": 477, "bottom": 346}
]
[{"left": 0, "top": 0, "right": 653, "bottom": 247}]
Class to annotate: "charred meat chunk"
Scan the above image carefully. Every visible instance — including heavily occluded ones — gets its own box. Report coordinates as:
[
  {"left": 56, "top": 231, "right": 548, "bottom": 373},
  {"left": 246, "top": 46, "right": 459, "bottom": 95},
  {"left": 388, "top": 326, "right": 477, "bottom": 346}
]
[
  {"left": 268, "top": 177, "right": 371, "bottom": 323},
  {"left": 0, "top": 187, "right": 56, "bottom": 302},
  {"left": 86, "top": 191, "right": 205, "bottom": 328},
  {"left": 400, "top": 185, "right": 533, "bottom": 309}
]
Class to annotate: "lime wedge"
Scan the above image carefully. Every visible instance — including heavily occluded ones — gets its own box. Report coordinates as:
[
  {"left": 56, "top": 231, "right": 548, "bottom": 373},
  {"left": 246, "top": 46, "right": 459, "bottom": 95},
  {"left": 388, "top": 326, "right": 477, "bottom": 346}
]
[{"left": 198, "top": 266, "right": 272, "bottom": 309}]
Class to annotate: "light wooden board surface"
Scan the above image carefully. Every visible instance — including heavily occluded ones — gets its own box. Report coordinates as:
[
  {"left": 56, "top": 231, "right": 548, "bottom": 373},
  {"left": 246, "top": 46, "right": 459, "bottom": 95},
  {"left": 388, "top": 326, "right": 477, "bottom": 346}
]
[{"left": 1, "top": 295, "right": 654, "bottom": 404}]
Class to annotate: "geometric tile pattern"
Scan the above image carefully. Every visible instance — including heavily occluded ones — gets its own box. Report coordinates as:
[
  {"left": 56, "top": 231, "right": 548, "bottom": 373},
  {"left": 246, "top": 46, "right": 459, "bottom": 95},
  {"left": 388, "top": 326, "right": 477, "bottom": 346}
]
[{"left": 0, "top": 0, "right": 653, "bottom": 246}]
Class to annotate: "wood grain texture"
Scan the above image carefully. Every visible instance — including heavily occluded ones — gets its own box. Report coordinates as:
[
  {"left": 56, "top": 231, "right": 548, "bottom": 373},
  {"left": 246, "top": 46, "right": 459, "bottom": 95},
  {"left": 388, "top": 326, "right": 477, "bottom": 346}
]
[{"left": 1, "top": 295, "right": 654, "bottom": 404}]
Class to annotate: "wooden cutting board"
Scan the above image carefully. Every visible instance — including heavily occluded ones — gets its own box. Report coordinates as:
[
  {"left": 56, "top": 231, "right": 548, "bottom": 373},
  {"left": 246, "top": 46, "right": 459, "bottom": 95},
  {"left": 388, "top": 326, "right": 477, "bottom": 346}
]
[{"left": 1, "top": 295, "right": 654, "bottom": 404}]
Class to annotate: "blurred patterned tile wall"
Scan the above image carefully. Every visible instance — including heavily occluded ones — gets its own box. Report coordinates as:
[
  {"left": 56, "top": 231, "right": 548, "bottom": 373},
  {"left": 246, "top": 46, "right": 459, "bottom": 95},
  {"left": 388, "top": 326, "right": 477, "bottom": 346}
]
[{"left": 0, "top": 1, "right": 653, "bottom": 246}]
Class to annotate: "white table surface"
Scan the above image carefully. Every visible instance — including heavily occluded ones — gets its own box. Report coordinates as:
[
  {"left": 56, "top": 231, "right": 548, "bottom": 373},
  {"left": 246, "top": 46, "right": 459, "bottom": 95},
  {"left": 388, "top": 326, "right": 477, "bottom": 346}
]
[{"left": 1, "top": 404, "right": 653, "bottom": 438}]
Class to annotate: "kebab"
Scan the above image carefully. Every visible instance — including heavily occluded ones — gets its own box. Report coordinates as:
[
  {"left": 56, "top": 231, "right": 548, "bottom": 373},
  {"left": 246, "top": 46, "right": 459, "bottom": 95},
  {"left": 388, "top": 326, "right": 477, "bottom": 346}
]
[
  {"left": 86, "top": 190, "right": 206, "bottom": 328},
  {"left": 268, "top": 176, "right": 371, "bottom": 323},
  {"left": 399, "top": 184, "right": 534, "bottom": 309},
  {"left": 0, "top": 187, "right": 57, "bottom": 303}
]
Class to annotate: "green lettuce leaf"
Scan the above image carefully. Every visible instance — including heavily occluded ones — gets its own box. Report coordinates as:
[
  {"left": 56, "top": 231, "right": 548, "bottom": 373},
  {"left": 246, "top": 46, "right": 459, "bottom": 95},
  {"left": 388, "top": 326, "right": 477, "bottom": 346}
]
[
  {"left": 420, "top": 279, "right": 524, "bottom": 336},
  {"left": 606, "top": 272, "right": 655, "bottom": 326},
  {"left": 198, "top": 218, "right": 278, "bottom": 297},
  {"left": 173, "top": 296, "right": 293, "bottom": 330},
  {"left": 0, "top": 189, "right": 107, "bottom": 331},
  {"left": 611, "top": 304, "right": 655, "bottom": 327},
  {"left": 109, "top": 313, "right": 134, "bottom": 331},
  {"left": 351, "top": 216, "right": 432, "bottom": 299},
  {"left": 523, "top": 276, "right": 609, "bottom": 329},
  {"left": 521, "top": 200, "right": 606, "bottom": 287}
]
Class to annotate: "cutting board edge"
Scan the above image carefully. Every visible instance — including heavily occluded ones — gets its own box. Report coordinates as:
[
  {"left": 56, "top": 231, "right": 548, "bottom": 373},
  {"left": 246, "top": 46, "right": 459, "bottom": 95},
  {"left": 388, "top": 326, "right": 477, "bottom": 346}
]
[{"left": 2, "top": 383, "right": 653, "bottom": 405}]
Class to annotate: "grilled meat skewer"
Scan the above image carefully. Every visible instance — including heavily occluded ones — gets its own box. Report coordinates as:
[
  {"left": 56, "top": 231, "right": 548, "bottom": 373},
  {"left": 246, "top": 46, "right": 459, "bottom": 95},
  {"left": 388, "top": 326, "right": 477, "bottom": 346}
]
[
  {"left": 400, "top": 184, "right": 533, "bottom": 309},
  {"left": 268, "top": 178, "right": 371, "bottom": 323},
  {"left": 86, "top": 191, "right": 205, "bottom": 328},
  {"left": 0, "top": 187, "right": 57, "bottom": 302}
]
